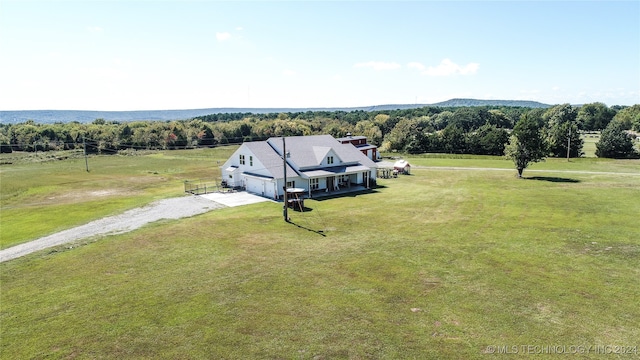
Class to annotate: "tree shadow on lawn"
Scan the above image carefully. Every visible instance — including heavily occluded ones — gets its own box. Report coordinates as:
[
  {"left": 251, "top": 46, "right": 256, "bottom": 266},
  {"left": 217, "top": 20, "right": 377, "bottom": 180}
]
[{"left": 525, "top": 176, "right": 581, "bottom": 183}]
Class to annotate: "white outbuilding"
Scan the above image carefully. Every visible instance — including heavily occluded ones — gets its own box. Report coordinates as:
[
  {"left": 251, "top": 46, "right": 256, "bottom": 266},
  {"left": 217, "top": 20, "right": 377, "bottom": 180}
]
[{"left": 393, "top": 159, "right": 411, "bottom": 175}]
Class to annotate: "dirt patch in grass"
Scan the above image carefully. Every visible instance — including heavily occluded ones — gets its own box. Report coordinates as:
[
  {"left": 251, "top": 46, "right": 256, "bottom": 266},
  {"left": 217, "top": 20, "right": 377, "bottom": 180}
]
[
  {"left": 38, "top": 189, "right": 138, "bottom": 205},
  {"left": 13, "top": 188, "right": 141, "bottom": 209},
  {"left": 51, "top": 189, "right": 112, "bottom": 199},
  {"left": 57, "top": 189, "right": 137, "bottom": 201}
]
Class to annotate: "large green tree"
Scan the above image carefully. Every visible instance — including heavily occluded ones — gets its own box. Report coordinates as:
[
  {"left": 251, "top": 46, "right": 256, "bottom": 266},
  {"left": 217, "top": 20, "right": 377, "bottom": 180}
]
[
  {"left": 382, "top": 118, "right": 421, "bottom": 152},
  {"left": 353, "top": 120, "right": 383, "bottom": 146},
  {"left": 466, "top": 124, "right": 509, "bottom": 155},
  {"left": 0, "top": 131, "right": 12, "bottom": 153},
  {"left": 450, "top": 107, "right": 490, "bottom": 132},
  {"left": 441, "top": 123, "right": 466, "bottom": 153},
  {"left": 505, "top": 112, "right": 547, "bottom": 177},
  {"left": 595, "top": 120, "right": 639, "bottom": 159},
  {"left": 487, "top": 109, "right": 514, "bottom": 128},
  {"left": 431, "top": 111, "right": 453, "bottom": 130},
  {"left": 612, "top": 104, "right": 640, "bottom": 132},
  {"left": 576, "top": 102, "right": 616, "bottom": 131},
  {"left": 546, "top": 121, "right": 584, "bottom": 158},
  {"left": 543, "top": 104, "right": 583, "bottom": 158}
]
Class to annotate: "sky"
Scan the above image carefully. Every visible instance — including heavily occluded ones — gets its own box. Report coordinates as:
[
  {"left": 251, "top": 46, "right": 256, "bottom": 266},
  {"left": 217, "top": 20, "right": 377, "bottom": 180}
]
[{"left": 1, "top": 0, "right": 639, "bottom": 111}]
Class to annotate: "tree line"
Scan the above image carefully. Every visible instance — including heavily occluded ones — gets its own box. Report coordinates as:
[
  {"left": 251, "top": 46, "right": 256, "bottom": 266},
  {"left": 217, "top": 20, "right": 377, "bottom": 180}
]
[
  {"left": 505, "top": 105, "right": 640, "bottom": 177},
  {"left": 1, "top": 103, "right": 638, "bottom": 159}
]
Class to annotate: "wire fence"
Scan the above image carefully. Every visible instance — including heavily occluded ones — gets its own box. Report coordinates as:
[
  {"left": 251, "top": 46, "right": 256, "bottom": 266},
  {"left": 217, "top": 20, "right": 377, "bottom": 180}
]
[{"left": 184, "top": 179, "right": 222, "bottom": 195}]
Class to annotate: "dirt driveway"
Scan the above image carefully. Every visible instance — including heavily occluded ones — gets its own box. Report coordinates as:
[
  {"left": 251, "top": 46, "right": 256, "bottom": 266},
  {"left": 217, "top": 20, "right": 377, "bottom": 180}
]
[{"left": 0, "top": 192, "right": 271, "bottom": 263}]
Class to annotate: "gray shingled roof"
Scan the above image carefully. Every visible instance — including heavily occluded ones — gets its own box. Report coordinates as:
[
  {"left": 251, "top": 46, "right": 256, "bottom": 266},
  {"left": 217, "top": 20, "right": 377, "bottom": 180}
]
[
  {"left": 243, "top": 141, "right": 297, "bottom": 178},
  {"left": 267, "top": 135, "right": 376, "bottom": 170}
]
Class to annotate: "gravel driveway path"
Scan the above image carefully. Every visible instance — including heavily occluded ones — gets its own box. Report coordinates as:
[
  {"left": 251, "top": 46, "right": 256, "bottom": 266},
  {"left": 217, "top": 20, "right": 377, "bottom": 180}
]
[{"left": 0, "top": 195, "right": 225, "bottom": 263}]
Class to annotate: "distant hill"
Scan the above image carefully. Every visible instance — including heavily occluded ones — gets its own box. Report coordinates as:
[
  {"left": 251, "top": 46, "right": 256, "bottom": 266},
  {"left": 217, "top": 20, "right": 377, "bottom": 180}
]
[
  {"left": 0, "top": 99, "right": 552, "bottom": 124},
  {"left": 431, "top": 98, "right": 551, "bottom": 108}
]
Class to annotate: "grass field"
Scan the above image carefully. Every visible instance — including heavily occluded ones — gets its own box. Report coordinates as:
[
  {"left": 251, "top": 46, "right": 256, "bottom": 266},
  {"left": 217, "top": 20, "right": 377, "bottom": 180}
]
[
  {"left": 0, "top": 148, "right": 235, "bottom": 249},
  {"left": 582, "top": 134, "right": 599, "bottom": 158},
  {"left": 1, "top": 148, "right": 639, "bottom": 359}
]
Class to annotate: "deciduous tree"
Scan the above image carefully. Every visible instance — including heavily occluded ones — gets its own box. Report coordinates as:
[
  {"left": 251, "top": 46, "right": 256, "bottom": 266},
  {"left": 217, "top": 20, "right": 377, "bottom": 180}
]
[
  {"left": 505, "top": 112, "right": 547, "bottom": 177},
  {"left": 543, "top": 104, "right": 583, "bottom": 158},
  {"left": 576, "top": 102, "right": 615, "bottom": 131},
  {"left": 612, "top": 104, "right": 640, "bottom": 132},
  {"left": 441, "top": 124, "right": 466, "bottom": 153},
  {"left": 595, "top": 120, "right": 639, "bottom": 158},
  {"left": 466, "top": 124, "right": 509, "bottom": 155}
]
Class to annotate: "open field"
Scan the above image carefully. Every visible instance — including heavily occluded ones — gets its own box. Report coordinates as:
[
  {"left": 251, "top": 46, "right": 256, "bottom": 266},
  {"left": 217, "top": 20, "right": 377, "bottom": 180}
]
[
  {"left": 1, "top": 149, "right": 639, "bottom": 358},
  {"left": 582, "top": 133, "right": 599, "bottom": 158},
  {"left": 2, "top": 148, "right": 638, "bottom": 250},
  {"left": 0, "top": 148, "right": 235, "bottom": 249},
  {"left": 392, "top": 153, "right": 640, "bottom": 175}
]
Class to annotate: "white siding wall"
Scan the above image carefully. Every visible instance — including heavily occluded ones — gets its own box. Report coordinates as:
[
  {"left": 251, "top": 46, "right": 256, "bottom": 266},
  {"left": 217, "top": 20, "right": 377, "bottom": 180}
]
[
  {"left": 272, "top": 177, "right": 303, "bottom": 197},
  {"left": 222, "top": 168, "right": 241, "bottom": 187}
]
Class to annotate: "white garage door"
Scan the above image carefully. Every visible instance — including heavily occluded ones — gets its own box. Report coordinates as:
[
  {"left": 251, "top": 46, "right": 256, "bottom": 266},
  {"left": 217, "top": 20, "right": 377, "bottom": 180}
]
[{"left": 245, "top": 177, "right": 266, "bottom": 196}]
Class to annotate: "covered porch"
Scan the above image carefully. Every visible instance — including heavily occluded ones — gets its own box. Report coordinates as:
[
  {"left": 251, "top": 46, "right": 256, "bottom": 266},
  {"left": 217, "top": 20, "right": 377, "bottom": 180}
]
[
  {"left": 307, "top": 184, "right": 369, "bottom": 199},
  {"left": 301, "top": 165, "right": 373, "bottom": 198}
]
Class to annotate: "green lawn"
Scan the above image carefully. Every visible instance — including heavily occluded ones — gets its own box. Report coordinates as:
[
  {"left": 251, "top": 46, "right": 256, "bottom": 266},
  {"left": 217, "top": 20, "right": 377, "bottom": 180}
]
[
  {"left": 388, "top": 153, "right": 640, "bottom": 175},
  {"left": 0, "top": 148, "right": 235, "bottom": 249},
  {"left": 582, "top": 133, "right": 599, "bottom": 158},
  {"left": 1, "top": 150, "right": 639, "bottom": 358}
]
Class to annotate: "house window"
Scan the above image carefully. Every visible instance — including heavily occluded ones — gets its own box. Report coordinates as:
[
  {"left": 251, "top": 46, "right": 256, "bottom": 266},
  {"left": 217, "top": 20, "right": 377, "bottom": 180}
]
[
  {"left": 310, "top": 178, "right": 319, "bottom": 190},
  {"left": 239, "top": 154, "right": 245, "bottom": 165},
  {"left": 327, "top": 156, "right": 334, "bottom": 165},
  {"left": 286, "top": 180, "right": 295, "bottom": 189},
  {"left": 249, "top": 156, "right": 253, "bottom": 166}
]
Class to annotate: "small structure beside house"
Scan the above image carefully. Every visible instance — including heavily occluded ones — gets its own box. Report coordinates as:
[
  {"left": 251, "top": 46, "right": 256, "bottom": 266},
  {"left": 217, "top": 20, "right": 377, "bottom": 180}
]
[
  {"left": 393, "top": 159, "right": 411, "bottom": 175},
  {"left": 220, "top": 135, "right": 378, "bottom": 200},
  {"left": 336, "top": 133, "right": 379, "bottom": 161}
]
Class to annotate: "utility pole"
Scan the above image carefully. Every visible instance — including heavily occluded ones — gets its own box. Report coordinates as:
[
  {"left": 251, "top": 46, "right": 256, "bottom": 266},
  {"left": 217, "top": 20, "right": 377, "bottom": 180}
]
[
  {"left": 83, "top": 136, "right": 89, "bottom": 172},
  {"left": 282, "top": 137, "right": 289, "bottom": 222},
  {"left": 566, "top": 125, "right": 571, "bottom": 162}
]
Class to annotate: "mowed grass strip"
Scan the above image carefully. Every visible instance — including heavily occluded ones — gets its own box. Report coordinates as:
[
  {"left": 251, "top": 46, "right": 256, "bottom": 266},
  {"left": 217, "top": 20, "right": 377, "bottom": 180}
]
[
  {"left": 1, "top": 165, "right": 639, "bottom": 359},
  {"left": 402, "top": 153, "right": 640, "bottom": 174}
]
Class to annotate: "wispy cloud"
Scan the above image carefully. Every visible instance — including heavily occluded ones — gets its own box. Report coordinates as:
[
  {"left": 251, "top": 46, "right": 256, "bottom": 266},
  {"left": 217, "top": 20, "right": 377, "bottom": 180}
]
[
  {"left": 216, "top": 32, "right": 232, "bottom": 42},
  {"left": 353, "top": 61, "right": 401, "bottom": 71},
  {"left": 282, "top": 69, "right": 296, "bottom": 76},
  {"left": 87, "top": 26, "right": 104, "bottom": 33},
  {"left": 407, "top": 62, "right": 425, "bottom": 71},
  {"left": 410, "top": 59, "right": 479, "bottom": 76}
]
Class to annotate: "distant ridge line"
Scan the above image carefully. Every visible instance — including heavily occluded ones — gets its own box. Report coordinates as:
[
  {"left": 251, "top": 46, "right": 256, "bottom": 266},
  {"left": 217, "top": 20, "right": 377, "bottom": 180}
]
[{"left": 0, "top": 99, "right": 552, "bottom": 124}]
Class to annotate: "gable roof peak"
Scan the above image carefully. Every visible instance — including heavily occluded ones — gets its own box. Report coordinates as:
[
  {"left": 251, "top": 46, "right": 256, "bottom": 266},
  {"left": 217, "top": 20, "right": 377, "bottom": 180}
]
[{"left": 312, "top": 146, "right": 332, "bottom": 163}]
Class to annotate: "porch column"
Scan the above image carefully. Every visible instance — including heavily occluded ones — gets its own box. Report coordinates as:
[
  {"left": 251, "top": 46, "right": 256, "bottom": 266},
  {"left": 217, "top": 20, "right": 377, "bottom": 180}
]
[{"left": 274, "top": 180, "right": 278, "bottom": 200}]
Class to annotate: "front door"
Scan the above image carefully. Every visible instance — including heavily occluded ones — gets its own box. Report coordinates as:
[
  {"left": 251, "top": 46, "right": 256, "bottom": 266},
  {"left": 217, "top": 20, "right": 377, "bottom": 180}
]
[{"left": 327, "top": 176, "right": 335, "bottom": 191}]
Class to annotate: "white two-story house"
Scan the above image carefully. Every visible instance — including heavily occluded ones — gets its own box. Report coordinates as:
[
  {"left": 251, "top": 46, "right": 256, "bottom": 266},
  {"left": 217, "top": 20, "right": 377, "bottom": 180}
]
[{"left": 220, "top": 135, "right": 377, "bottom": 199}]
